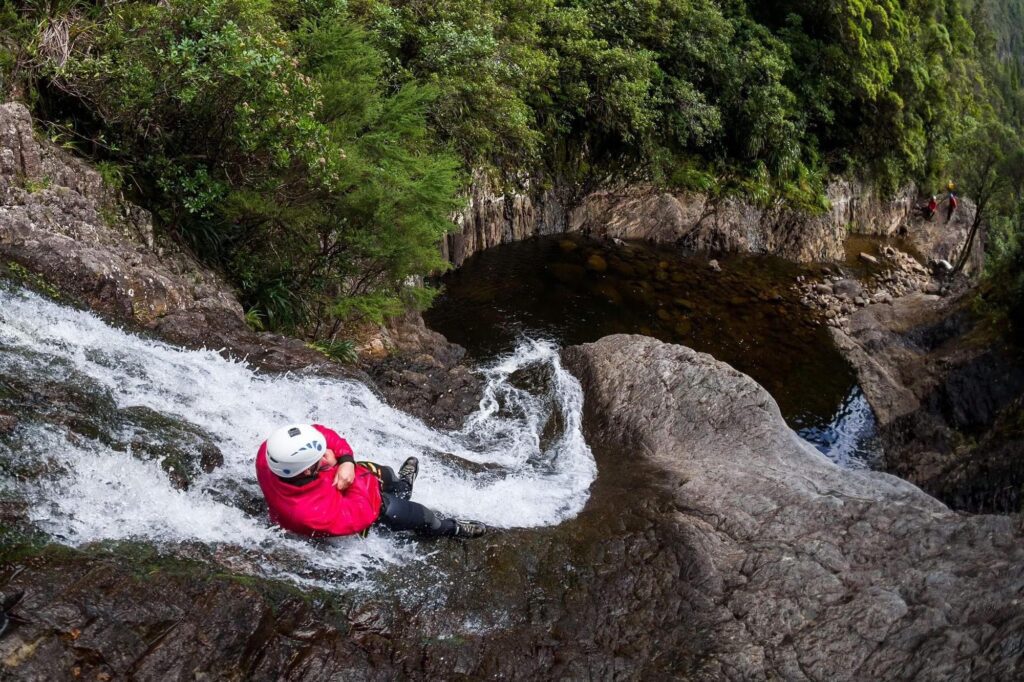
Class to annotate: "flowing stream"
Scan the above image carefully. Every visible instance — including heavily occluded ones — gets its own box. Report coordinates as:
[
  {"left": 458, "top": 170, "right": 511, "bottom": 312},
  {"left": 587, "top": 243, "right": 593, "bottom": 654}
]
[
  {"left": 0, "top": 232, "right": 885, "bottom": 590},
  {"left": 0, "top": 286, "right": 594, "bottom": 587}
]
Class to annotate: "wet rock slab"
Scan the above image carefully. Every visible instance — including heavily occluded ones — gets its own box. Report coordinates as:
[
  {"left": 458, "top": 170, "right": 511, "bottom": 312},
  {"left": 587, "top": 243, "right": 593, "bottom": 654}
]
[
  {"left": 562, "top": 335, "right": 1024, "bottom": 678},
  {"left": 0, "top": 347, "right": 223, "bottom": 490},
  {"left": 4, "top": 335, "right": 1024, "bottom": 680},
  {"left": 362, "top": 313, "right": 483, "bottom": 430}
]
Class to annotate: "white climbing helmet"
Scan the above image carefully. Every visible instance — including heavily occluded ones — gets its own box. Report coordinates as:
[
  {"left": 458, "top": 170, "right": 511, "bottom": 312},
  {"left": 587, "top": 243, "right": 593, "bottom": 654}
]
[{"left": 265, "top": 424, "right": 326, "bottom": 478}]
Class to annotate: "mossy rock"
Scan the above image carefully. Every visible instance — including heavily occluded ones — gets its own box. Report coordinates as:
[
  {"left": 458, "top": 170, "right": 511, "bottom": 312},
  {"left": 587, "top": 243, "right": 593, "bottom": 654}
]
[
  {"left": 1, "top": 263, "right": 62, "bottom": 301},
  {"left": 118, "top": 406, "right": 225, "bottom": 490},
  {"left": 0, "top": 348, "right": 223, "bottom": 490}
]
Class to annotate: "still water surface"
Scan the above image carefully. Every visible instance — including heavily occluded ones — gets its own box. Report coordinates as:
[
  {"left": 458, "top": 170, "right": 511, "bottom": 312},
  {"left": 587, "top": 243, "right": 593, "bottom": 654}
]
[{"left": 426, "top": 235, "right": 881, "bottom": 467}]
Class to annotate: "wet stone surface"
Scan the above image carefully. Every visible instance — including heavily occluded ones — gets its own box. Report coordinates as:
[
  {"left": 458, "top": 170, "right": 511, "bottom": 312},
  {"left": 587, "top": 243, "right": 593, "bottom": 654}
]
[
  {"left": 0, "top": 346, "right": 224, "bottom": 491},
  {"left": 0, "top": 441, "right": 711, "bottom": 679},
  {"left": 3, "top": 336, "right": 1023, "bottom": 680}
]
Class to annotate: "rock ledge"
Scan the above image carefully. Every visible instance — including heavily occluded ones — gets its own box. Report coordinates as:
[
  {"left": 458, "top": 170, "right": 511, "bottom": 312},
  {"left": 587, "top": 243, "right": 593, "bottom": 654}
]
[{"left": 564, "top": 335, "right": 1024, "bottom": 679}]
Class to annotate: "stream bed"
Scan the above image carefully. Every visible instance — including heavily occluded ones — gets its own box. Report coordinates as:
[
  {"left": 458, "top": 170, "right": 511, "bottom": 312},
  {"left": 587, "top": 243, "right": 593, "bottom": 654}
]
[{"left": 426, "top": 234, "right": 882, "bottom": 467}]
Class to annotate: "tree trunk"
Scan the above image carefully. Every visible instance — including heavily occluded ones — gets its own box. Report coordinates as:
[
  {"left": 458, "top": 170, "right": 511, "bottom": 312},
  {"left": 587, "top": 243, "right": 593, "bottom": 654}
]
[{"left": 953, "top": 210, "right": 983, "bottom": 275}]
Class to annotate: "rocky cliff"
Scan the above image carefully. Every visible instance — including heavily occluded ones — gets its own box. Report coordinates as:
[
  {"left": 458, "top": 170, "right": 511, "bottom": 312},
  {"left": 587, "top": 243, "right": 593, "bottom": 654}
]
[
  {"left": 443, "top": 175, "right": 979, "bottom": 270},
  {"left": 832, "top": 292, "right": 1024, "bottom": 513}
]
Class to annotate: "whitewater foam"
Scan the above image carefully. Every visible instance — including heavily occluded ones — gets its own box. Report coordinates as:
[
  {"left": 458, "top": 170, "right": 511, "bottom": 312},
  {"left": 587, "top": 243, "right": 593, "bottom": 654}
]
[
  {"left": 0, "top": 287, "right": 595, "bottom": 587},
  {"left": 799, "top": 387, "right": 882, "bottom": 469}
]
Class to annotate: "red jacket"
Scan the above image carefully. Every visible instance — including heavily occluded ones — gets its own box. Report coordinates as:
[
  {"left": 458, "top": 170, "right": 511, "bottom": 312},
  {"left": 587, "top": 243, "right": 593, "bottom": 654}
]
[{"left": 255, "top": 424, "right": 382, "bottom": 536}]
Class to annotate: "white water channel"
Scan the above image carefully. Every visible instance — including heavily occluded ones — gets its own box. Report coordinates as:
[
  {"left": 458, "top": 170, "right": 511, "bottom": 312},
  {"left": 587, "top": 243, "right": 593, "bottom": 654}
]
[
  {"left": 0, "top": 284, "right": 880, "bottom": 588},
  {"left": 0, "top": 287, "right": 595, "bottom": 587},
  {"left": 798, "top": 387, "right": 882, "bottom": 469}
]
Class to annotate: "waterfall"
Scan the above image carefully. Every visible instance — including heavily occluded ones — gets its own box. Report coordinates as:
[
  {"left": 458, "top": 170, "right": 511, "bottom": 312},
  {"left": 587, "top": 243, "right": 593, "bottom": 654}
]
[
  {"left": 0, "top": 287, "right": 595, "bottom": 587},
  {"left": 799, "top": 387, "right": 882, "bottom": 469}
]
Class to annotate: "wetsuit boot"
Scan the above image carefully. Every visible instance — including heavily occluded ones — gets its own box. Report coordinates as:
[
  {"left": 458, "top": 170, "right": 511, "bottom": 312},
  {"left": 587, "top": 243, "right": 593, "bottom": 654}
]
[
  {"left": 452, "top": 519, "right": 487, "bottom": 538},
  {"left": 398, "top": 456, "right": 419, "bottom": 490}
]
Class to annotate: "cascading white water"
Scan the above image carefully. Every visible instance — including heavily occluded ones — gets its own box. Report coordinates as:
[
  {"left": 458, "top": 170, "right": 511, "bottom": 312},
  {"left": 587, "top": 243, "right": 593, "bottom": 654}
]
[
  {"left": 799, "top": 387, "right": 882, "bottom": 469},
  {"left": 0, "top": 287, "right": 595, "bottom": 587}
]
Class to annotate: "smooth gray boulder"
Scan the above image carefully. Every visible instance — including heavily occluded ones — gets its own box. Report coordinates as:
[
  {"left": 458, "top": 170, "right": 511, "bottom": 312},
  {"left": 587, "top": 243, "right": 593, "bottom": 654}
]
[{"left": 563, "top": 335, "right": 1024, "bottom": 680}]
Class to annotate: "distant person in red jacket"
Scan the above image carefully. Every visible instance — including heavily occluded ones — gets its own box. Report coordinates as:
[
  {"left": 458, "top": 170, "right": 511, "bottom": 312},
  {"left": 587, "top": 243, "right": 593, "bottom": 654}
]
[{"left": 256, "top": 423, "right": 485, "bottom": 538}]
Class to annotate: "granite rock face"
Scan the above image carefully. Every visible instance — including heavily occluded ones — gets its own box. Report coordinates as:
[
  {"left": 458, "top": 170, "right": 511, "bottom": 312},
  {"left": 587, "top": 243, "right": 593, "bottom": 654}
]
[
  {"left": 562, "top": 335, "right": 1024, "bottom": 679},
  {"left": 569, "top": 183, "right": 854, "bottom": 261},
  {"left": 363, "top": 313, "right": 483, "bottom": 430},
  {"left": 442, "top": 176, "right": 976, "bottom": 268},
  {"left": 441, "top": 171, "right": 571, "bottom": 267},
  {"left": 0, "top": 102, "right": 243, "bottom": 335}
]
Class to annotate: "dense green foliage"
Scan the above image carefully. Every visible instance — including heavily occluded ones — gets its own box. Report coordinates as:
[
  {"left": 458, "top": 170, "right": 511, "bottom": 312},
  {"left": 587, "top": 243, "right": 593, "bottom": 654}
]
[
  {"left": 349, "top": 0, "right": 1001, "bottom": 194},
  {"left": 1, "top": 0, "right": 1022, "bottom": 342},
  {"left": 961, "top": 1, "right": 1024, "bottom": 339},
  {"left": 971, "top": 115, "right": 1024, "bottom": 340},
  {"left": 990, "top": 0, "right": 1024, "bottom": 67},
  {"left": 2, "top": 0, "right": 460, "bottom": 333}
]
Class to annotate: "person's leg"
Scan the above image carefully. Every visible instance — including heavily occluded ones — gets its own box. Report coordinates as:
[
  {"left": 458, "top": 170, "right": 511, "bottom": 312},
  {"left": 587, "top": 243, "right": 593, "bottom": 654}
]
[
  {"left": 362, "top": 463, "right": 413, "bottom": 500},
  {"left": 377, "top": 492, "right": 457, "bottom": 536},
  {"left": 376, "top": 462, "right": 411, "bottom": 499}
]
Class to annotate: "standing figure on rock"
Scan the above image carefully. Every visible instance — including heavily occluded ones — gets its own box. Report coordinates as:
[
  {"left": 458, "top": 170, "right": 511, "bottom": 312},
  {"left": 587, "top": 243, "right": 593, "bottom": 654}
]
[
  {"left": 946, "top": 180, "right": 958, "bottom": 221},
  {"left": 919, "top": 195, "right": 938, "bottom": 220},
  {"left": 255, "top": 423, "right": 486, "bottom": 539}
]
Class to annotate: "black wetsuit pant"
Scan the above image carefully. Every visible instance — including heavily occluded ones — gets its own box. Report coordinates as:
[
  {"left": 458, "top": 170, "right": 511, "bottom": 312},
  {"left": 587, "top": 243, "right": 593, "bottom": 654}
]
[{"left": 373, "top": 465, "right": 458, "bottom": 537}]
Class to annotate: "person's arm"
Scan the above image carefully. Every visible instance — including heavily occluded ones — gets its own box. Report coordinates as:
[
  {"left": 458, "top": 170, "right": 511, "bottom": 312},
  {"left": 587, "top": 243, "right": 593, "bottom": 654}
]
[
  {"left": 312, "top": 424, "right": 356, "bottom": 491},
  {"left": 332, "top": 461, "right": 356, "bottom": 491}
]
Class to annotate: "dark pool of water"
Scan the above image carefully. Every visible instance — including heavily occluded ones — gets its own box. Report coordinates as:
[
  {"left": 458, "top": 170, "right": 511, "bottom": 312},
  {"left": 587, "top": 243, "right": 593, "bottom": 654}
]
[{"left": 425, "top": 234, "right": 860, "bottom": 436}]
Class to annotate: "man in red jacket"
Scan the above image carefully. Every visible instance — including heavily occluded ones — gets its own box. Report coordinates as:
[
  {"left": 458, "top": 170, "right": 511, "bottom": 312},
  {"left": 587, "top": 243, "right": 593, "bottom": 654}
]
[{"left": 255, "top": 423, "right": 485, "bottom": 538}]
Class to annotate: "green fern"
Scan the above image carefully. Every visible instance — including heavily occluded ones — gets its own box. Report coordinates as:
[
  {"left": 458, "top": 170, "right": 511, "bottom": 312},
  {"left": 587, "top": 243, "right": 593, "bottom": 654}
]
[
  {"left": 244, "top": 307, "right": 265, "bottom": 331},
  {"left": 308, "top": 339, "right": 359, "bottom": 364}
]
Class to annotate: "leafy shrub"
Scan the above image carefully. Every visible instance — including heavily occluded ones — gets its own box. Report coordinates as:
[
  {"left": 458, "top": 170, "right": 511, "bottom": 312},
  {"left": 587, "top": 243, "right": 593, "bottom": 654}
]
[
  {"left": 309, "top": 339, "right": 359, "bottom": 364},
  {"left": 26, "top": 0, "right": 460, "bottom": 337}
]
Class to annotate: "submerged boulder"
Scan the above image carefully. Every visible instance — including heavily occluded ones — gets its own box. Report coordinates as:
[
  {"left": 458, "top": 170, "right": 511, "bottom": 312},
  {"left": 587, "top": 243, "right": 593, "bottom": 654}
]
[{"left": 563, "top": 335, "right": 1024, "bottom": 679}]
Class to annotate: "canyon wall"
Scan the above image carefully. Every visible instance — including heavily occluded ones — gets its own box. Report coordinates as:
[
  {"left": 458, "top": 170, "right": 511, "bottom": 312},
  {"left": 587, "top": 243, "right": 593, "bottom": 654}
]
[{"left": 444, "top": 175, "right": 978, "bottom": 270}]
